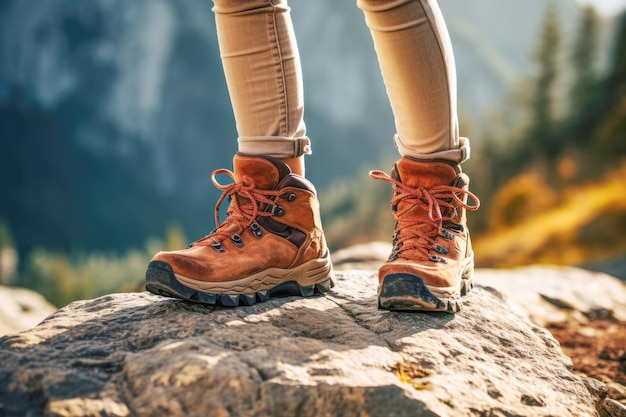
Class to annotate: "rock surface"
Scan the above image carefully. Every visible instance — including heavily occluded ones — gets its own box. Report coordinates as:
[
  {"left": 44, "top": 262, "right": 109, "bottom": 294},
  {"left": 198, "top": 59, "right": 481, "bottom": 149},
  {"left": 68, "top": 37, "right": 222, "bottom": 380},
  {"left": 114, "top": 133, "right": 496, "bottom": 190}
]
[
  {"left": 333, "top": 242, "right": 626, "bottom": 412},
  {"left": 0, "top": 285, "right": 57, "bottom": 336},
  {"left": 477, "top": 266, "right": 626, "bottom": 327},
  {"left": 333, "top": 242, "right": 626, "bottom": 327},
  {"left": 0, "top": 269, "right": 610, "bottom": 417}
]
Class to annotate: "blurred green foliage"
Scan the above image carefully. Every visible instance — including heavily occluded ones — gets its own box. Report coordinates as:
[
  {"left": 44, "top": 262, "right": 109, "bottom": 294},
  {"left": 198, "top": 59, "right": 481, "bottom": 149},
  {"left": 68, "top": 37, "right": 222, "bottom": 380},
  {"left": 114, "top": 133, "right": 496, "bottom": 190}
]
[
  {"left": 0, "top": 219, "right": 14, "bottom": 249},
  {"left": 11, "top": 224, "right": 185, "bottom": 308}
]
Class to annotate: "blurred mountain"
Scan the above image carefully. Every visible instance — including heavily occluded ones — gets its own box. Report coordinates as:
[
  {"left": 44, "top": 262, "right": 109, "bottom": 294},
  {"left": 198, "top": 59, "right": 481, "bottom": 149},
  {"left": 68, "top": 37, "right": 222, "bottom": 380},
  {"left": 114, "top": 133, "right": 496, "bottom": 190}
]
[{"left": 0, "top": 0, "right": 618, "bottom": 255}]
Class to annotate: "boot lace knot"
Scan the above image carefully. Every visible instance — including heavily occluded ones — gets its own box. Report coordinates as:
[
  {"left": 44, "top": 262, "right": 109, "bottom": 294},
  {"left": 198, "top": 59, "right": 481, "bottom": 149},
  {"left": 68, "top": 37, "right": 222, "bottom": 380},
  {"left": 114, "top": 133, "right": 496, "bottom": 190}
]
[
  {"left": 193, "top": 169, "right": 281, "bottom": 248},
  {"left": 370, "top": 170, "right": 479, "bottom": 262}
]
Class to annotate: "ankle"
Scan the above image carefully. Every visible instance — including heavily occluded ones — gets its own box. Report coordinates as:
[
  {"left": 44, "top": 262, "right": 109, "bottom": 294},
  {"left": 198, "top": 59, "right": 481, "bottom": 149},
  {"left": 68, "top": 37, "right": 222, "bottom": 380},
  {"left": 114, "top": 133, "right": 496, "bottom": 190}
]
[{"left": 280, "top": 156, "right": 305, "bottom": 176}]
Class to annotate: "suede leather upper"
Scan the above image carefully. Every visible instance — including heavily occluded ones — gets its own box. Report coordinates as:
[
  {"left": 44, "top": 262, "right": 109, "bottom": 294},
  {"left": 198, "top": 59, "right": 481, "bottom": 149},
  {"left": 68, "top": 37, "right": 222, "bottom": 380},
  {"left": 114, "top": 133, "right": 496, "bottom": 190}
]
[
  {"left": 152, "top": 154, "right": 329, "bottom": 285},
  {"left": 372, "top": 157, "right": 479, "bottom": 292}
]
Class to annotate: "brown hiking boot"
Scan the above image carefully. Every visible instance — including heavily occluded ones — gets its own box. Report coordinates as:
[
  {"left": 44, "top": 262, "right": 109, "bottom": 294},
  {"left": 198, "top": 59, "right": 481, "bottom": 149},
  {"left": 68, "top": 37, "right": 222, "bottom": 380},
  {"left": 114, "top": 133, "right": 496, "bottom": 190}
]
[
  {"left": 370, "top": 157, "right": 479, "bottom": 312},
  {"left": 145, "top": 153, "right": 335, "bottom": 306}
]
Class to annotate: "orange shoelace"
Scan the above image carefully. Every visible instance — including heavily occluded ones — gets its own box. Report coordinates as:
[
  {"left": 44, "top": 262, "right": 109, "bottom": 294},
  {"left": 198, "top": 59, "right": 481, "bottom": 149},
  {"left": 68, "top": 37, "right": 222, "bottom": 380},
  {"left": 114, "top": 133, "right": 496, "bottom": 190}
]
[
  {"left": 193, "top": 169, "right": 282, "bottom": 247},
  {"left": 370, "top": 170, "right": 480, "bottom": 261}
]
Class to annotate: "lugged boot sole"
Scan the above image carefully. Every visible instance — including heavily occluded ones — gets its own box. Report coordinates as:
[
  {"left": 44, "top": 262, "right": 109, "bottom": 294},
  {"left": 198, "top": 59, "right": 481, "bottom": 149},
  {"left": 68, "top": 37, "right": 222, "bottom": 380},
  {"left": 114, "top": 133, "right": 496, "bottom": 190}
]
[
  {"left": 145, "top": 257, "right": 335, "bottom": 307},
  {"left": 378, "top": 255, "right": 474, "bottom": 312}
]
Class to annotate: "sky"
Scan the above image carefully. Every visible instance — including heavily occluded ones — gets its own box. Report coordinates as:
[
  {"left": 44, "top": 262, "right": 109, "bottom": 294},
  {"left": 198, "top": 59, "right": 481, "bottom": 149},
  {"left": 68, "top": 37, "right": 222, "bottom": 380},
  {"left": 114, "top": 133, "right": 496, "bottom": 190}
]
[{"left": 576, "top": 0, "right": 626, "bottom": 15}]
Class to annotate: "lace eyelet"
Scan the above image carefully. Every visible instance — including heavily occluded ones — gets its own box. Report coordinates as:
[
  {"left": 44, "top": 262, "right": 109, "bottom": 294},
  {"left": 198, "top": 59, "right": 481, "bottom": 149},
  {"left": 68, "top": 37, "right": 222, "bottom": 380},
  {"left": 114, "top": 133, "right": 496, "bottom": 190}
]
[
  {"left": 270, "top": 205, "right": 285, "bottom": 216},
  {"left": 211, "top": 242, "right": 225, "bottom": 253},
  {"left": 434, "top": 245, "right": 449, "bottom": 255},
  {"left": 283, "top": 192, "right": 297, "bottom": 202},
  {"left": 251, "top": 222, "right": 263, "bottom": 237},
  {"left": 440, "top": 230, "right": 454, "bottom": 240},
  {"left": 429, "top": 254, "right": 447, "bottom": 263},
  {"left": 231, "top": 234, "right": 244, "bottom": 247}
]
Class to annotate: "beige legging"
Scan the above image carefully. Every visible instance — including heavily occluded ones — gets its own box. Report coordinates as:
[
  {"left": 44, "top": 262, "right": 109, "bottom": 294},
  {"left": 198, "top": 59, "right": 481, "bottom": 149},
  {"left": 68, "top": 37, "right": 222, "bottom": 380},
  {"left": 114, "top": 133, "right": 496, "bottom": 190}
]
[{"left": 212, "top": 0, "right": 469, "bottom": 163}]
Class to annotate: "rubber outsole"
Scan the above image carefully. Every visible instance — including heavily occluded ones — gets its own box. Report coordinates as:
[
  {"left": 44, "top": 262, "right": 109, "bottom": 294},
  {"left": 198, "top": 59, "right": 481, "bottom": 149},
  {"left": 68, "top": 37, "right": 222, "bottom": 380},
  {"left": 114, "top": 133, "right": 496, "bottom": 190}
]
[
  {"left": 145, "top": 260, "right": 334, "bottom": 307},
  {"left": 377, "top": 273, "right": 473, "bottom": 313}
]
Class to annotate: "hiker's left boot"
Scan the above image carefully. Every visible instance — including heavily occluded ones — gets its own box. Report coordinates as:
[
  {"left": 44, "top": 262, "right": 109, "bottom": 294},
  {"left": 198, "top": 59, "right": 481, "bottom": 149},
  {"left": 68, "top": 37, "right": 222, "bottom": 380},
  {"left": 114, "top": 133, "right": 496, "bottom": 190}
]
[
  {"left": 145, "top": 153, "right": 335, "bottom": 307},
  {"left": 370, "top": 157, "right": 480, "bottom": 312}
]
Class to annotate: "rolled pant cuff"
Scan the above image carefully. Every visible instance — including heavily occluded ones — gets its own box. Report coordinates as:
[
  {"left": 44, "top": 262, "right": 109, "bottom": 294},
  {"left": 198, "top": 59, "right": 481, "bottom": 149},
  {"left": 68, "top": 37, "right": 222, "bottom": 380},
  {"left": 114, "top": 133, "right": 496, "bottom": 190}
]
[
  {"left": 394, "top": 134, "right": 471, "bottom": 164},
  {"left": 237, "top": 136, "right": 312, "bottom": 158}
]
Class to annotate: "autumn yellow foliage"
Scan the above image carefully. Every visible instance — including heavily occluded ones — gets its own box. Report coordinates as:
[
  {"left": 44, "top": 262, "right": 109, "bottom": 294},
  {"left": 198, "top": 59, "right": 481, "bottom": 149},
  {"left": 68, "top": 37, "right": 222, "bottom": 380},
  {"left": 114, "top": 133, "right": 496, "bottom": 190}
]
[{"left": 473, "top": 161, "right": 626, "bottom": 268}]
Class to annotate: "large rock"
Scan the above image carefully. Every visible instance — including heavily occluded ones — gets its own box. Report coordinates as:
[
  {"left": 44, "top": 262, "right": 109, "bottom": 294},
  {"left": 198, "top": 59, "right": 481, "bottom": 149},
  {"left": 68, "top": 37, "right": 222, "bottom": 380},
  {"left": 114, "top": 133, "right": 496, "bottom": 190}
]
[
  {"left": 0, "top": 269, "right": 606, "bottom": 417},
  {"left": 478, "top": 266, "right": 626, "bottom": 327}
]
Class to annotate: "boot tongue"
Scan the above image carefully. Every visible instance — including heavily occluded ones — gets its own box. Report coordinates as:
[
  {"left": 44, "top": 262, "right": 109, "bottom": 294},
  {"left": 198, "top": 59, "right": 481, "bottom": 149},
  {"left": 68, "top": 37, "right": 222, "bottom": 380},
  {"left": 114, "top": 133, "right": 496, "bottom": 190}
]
[
  {"left": 393, "top": 158, "right": 459, "bottom": 222},
  {"left": 233, "top": 154, "right": 291, "bottom": 190},
  {"left": 394, "top": 157, "right": 458, "bottom": 189}
]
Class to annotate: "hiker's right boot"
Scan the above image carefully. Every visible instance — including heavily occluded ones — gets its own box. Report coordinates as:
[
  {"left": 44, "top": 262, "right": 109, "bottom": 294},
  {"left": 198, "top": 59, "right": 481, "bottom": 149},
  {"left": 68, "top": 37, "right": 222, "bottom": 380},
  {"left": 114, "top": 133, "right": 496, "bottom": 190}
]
[
  {"left": 145, "top": 153, "right": 335, "bottom": 307},
  {"left": 370, "top": 157, "right": 480, "bottom": 312}
]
